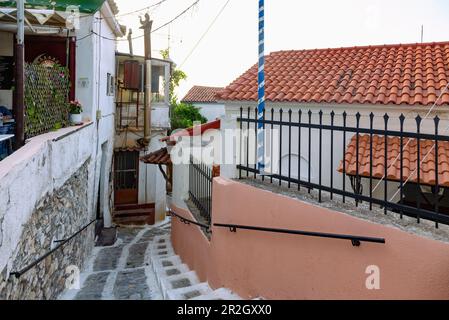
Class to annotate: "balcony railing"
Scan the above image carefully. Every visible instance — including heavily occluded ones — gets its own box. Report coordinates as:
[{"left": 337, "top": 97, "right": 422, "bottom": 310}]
[
  {"left": 237, "top": 107, "right": 449, "bottom": 228},
  {"left": 189, "top": 155, "right": 213, "bottom": 224}
]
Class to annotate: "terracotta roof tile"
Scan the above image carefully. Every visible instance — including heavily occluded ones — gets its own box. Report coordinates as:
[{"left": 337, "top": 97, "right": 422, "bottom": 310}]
[
  {"left": 219, "top": 42, "right": 449, "bottom": 106},
  {"left": 339, "top": 134, "right": 449, "bottom": 187},
  {"left": 140, "top": 148, "right": 171, "bottom": 165},
  {"left": 182, "top": 86, "right": 224, "bottom": 103}
]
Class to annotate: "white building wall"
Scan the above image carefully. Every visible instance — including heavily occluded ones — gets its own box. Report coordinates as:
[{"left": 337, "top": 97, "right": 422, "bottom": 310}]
[
  {"left": 193, "top": 102, "right": 225, "bottom": 122},
  {"left": 0, "top": 123, "right": 96, "bottom": 278},
  {"left": 75, "top": 7, "right": 120, "bottom": 227}
]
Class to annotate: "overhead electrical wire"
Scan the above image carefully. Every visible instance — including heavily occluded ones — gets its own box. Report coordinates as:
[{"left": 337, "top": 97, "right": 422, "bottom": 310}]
[
  {"left": 179, "top": 0, "right": 231, "bottom": 68},
  {"left": 77, "top": 0, "right": 200, "bottom": 42}
]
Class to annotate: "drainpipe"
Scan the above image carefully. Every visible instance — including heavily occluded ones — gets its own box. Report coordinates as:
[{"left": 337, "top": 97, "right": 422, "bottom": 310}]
[
  {"left": 14, "top": 0, "right": 25, "bottom": 149},
  {"left": 140, "top": 14, "right": 153, "bottom": 145}
]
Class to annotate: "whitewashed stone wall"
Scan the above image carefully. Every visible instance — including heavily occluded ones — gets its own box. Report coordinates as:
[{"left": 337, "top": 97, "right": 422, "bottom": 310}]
[
  {"left": 0, "top": 124, "right": 98, "bottom": 300},
  {"left": 0, "top": 161, "right": 93, "bottom": 299}
]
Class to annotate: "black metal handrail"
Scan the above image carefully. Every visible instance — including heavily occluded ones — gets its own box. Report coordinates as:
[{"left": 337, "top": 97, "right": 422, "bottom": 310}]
[
  {"left": 169, "top": 209, "right": 211, "bottom": 233},
  {"left": 10, "top": 218, "right": 98, "bottom": 279},
  {"left": 214, "top": 223, "right": 385, "bottom": 247}
]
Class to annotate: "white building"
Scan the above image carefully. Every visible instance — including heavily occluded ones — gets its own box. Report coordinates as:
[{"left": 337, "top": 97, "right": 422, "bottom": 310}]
[
  {"left": 0, "top": 0, "right": 125, "bottom": 299},
  {"left": 181, "top": 86, "right": 225, "bottom": 122},
  {"left": 219, "top": 42, "right": 449, "bottom": 214},
  {"left": 113, "top": 52, "right": 172, "bottom": 225}
]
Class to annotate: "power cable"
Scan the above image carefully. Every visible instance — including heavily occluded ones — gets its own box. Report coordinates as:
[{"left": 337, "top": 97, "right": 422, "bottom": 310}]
[
  {"left": 179, "top": 0, "right": 231, "bottom": 68},
  {"left": 80, "top": 0, "right": 200, "bottom": 42}
]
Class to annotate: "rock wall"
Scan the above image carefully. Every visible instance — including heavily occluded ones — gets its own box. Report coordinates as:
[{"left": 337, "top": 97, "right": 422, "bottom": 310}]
[{"left": 0, "top": 161, "right": 95, "bottom": 300}]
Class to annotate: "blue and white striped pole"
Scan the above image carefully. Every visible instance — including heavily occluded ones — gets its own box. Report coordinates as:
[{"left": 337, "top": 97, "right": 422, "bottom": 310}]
[{"left": 257, "top": 0, "right": 265, "bottom": 172}]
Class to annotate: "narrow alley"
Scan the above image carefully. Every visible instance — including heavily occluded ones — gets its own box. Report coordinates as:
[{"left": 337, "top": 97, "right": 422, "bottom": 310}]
[{"left": 59, "top": 219, "right": 241, "bottom": 300}]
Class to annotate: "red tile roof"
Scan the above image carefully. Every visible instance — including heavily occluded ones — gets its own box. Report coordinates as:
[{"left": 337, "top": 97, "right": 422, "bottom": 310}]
[
  {"left": 161, "top": 120, "right": 221, "bottom": 143},
  {"left": 140, "top": 148, "right": 172, "bottom": 165},
  {"left": 219, "top": 42, "right": 449, "bottom": 106},
  {"left": 339, "top": 134, "right": 449, "bottom": 187},
  {"left": 182, "top": 86, "right": 224, "bottom": 103}
]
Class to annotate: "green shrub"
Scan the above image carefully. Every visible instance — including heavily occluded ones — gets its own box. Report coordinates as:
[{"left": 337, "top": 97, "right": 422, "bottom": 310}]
[{"left": 170, "top": 102, "right": 207, "bottom": 130}]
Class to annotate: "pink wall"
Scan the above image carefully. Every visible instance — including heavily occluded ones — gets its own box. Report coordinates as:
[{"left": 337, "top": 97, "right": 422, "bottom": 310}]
[{"left": 171, "top": 177, "right": 449, "bottom": 300}]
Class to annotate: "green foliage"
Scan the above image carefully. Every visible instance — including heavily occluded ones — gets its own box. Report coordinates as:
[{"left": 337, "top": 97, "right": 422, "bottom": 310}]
[
  {"left": 69, "top": 100, "right": 83, "bottom": 114},
  {"left": 170, "top": 102, "right": 207, "bottom": 130},
  {"left": 160, "top": 49, "right": 204, "bottom": 130},
  {"left": 24, "top": 63, "right": 71, "bottom": 138}
]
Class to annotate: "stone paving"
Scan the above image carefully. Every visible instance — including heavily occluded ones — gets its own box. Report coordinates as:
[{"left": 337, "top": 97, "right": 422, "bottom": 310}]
[
  {"left": 59, "top": 220, "right": 171, "bottom": 300},
  {"left": 59, "top": 218, "right": 243, "bottom": 300}
]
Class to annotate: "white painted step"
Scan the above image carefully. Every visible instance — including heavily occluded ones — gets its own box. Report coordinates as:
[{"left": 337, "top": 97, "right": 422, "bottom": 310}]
[
  {"left": 191, "top": 288, "right": 242, "bottom": 300},
  {"left": 153, "top": 263, "right": 190, "bottom": 279},
  {"left": 150, "top": 254, "right": 183, "bottom": 269},
  {"left": 159, "top": 271, "right": 201, "bottom": 299},
  {"left": 152, "top": 235, "right": 171, "bottom": 245},
  {"left": 149, "top": 247, "right": 176, "bottom": 257},
  {"left": 165, "top": 282, "right": 214, "bottom": 300},
  {"left": 148, "top": 243, "right": 174, "bottom": 252}
]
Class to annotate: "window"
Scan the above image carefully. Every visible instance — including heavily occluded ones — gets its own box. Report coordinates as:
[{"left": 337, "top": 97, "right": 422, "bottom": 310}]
[{"left": 107, "top": 73, "right": 115, "bottom": 96}]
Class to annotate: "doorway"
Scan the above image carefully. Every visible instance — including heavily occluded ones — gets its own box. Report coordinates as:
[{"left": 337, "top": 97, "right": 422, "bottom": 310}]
[{"left": 114, "top": 150, "right": 139, "bottom": 205}]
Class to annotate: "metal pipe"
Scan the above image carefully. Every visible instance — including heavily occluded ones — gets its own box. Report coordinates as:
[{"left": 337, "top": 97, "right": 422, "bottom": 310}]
[{"left": 14, "top": 0, "right": 25, "bottom": 149}]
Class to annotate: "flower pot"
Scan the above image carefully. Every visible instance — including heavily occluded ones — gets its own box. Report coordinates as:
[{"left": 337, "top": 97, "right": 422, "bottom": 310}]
[{"left": 70, "top": 113, "right": 83, "bottom": 125}]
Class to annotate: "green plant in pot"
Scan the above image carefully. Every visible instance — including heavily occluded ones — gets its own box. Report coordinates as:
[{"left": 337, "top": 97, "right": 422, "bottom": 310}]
[{"left": 69, "top": 100, "right": 83, "bottom": 125}]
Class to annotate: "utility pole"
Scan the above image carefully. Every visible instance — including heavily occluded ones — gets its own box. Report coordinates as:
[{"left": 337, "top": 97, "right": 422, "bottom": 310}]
[
  {"left": 15, "top": 0, "right": 25, "bottom": 149},
  {"left": 257, "top": 0, "right": 265, "bottom": 172},
  {"left": 140, "top": 13, "right": 153, "bottom": 145},
  {"left": 127, "top": 28, "right": 133, "bottom": 57}
]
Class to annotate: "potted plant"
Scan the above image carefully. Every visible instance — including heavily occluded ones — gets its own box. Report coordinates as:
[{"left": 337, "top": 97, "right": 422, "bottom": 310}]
[{"left": 69, "top": 100, "right": 83, "bottom": 125}]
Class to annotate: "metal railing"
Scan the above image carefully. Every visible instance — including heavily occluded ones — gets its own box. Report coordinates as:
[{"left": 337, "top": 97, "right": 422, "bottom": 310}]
[
  {"left": 214, "top": 223, "right": 385, "bottom": 247},
  {"left": 238, "top": 107, "right": 449, "bottom": 228},
  {"left": 169, "top": 209, "right": 211, "bottom": 233},
  {"left": 189, "top": 155, "right": 213, "bottom": 224},
  {"left": 10, "top": 219, "right": 97, "bottom": 279}
]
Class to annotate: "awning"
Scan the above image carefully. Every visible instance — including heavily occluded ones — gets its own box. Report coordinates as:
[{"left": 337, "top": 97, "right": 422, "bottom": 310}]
[
  {"left": 339, "top": 134, "right": 449, "bottom": 187},
  {"left": 0, "top": 8, "right": 73, "bottom": 27},
  {"left": 0, "top": 1, "right": 106, "bottom": 14},
  {"left": 140, "top": 148, "right": 172, "bottom": 166}
]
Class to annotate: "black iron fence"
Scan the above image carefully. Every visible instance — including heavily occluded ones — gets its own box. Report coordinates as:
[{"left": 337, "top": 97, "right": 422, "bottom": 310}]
[
  {"left": 189, "top": 155, "right": 213, "bottom": 223},
  {"left": 238, "top": 107, "right": 449, "bottom": 228}
]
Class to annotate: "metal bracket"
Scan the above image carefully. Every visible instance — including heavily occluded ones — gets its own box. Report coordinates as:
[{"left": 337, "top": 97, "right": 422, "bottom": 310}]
[
  {"left": 229, "top": 227, "right": 237, "bottom": 233},
  {"left": 351, "top": 239, "right": 361, "bottom": 247}
]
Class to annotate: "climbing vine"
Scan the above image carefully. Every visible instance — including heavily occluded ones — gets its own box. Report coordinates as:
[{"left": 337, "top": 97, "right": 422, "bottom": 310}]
[{"left": 24, "top": 63, "right": 71, "bottom": 138}]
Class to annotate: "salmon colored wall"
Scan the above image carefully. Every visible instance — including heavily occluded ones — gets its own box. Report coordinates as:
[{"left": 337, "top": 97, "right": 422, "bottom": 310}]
[{"left": 171, "top": 177, "right": 449, "bottom": 300}]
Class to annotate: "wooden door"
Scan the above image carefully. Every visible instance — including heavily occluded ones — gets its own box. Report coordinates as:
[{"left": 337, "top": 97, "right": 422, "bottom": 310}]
[{"left": 114, "top": 151, "right": 139, "bottom": 205}]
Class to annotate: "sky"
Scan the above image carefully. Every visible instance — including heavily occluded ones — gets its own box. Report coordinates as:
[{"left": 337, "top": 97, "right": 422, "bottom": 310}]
[{"left": 113, "top": 0, "right": 449, "bottom": 100}]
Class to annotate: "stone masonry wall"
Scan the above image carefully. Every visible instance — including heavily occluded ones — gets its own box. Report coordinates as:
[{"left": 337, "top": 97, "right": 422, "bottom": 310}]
[{"left": 0, "top": 161, "right": 95, "bottom": 300}]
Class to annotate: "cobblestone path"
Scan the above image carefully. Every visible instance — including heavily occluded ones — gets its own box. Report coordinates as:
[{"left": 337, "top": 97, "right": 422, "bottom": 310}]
[
  {"left": 59, "top": 220, "right": 171, "bottom": 300},
  {"left": 59, "top": 218, "right": 242, "bottom": 300}
]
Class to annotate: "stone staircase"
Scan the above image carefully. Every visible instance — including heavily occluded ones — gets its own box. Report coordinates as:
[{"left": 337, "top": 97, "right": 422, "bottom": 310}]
[
  {"left": 148, "top": 234, "right": 242, "bottom": 300},
  {"left": 59, "top": 220, "right": 242, "bottom": 300}
]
